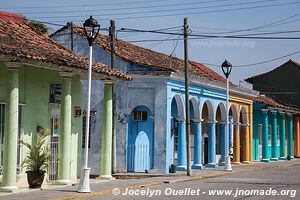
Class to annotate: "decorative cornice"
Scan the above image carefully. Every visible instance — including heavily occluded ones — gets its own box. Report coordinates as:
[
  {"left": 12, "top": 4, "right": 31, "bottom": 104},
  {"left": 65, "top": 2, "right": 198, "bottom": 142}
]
[
  {"left": 261, "top": 109, "right": 269, "bottom": 113},
  {"left": 59, "top": 71, "right": 74, "bottom": 78},
  {"left": 6, "top": 62, "right": 20, "bottom": 70}
]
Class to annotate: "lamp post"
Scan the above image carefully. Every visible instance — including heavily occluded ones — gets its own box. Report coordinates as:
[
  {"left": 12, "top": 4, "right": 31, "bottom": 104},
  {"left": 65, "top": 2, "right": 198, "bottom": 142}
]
[
  {"left": 221, "top": 60, "right": 233, "bottom": 172},
  {"left": 77, "top": 16, "right": 100, "bottom": 193}
]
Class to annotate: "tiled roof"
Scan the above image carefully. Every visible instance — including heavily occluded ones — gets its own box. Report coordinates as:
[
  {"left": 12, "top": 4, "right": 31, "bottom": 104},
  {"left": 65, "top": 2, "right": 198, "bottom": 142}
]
[
  {"left": 254, "top": 94, "right": 300, "bottom": 113},
  {"left": 0, "top": 12, "right": 131, "bottom": 80},
  {"left": 254, "top": 94, "right": 285, "bottom": 108},
  {"left": 53, "top": 24, "right": 227, "bottom": 83}
]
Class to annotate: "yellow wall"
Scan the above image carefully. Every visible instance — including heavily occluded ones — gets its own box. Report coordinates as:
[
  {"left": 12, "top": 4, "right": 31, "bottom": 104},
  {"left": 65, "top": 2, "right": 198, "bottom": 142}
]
[{"left": 229, "top": 95, "right": 253, "bottom": 162}]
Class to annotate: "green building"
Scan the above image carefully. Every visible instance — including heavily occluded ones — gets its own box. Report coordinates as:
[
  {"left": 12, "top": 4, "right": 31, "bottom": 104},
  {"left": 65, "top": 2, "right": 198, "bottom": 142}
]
[{"left": 0, "top": 12, "right": 129, "bottom": 192}]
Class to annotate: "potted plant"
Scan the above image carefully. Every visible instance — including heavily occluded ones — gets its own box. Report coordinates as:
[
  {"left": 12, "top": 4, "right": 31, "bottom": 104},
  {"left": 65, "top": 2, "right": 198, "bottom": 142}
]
[{"left": 21, "top": 127, "right": 51, "bottom": 188}]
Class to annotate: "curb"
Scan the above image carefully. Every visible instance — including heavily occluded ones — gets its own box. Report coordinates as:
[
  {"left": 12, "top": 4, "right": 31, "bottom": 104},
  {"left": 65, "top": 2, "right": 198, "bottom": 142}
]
[{"left": 53, "top": 162, "right": 296, "bottom": 200}]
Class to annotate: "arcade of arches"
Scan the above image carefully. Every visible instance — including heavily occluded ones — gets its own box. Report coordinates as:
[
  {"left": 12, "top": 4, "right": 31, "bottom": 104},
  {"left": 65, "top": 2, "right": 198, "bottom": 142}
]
[{"left": 170, "top": 94, "right": 252, "bottom": 171}]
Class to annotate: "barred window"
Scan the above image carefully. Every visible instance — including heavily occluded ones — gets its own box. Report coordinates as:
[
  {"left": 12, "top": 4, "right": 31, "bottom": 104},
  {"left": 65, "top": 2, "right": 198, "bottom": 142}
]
[
  {"left": 132, "top": 110, "right": 147, "bottom": 121},
  {"left": 82, "top": 113, "right": 91, "bottom": 149}
]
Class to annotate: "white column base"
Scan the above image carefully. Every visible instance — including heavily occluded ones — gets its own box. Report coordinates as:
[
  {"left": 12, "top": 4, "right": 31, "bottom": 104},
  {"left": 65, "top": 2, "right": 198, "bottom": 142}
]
[
  {"left": 224, "top": 156, "right": 232, "bottom": 171},
  {"left": 0, "top": 186, "right": 19, "bottom": 193},
  {"left": 97, "top": 174, "right": 115, "bottom": 180},
  {"left": 176, "top": 165, "right": 187, "bottom": 171},
  {"left": 242, "top": 161, "right": 251, "bottom": 164},
  {"left": 192, "top": 164, "right": 204, "bottom": 169},
  {"left": 55, "top": 179, "right": 72, "bottom": 185},
  {"left": 77, "top": 168, "right": 91, "bottom": 193}
]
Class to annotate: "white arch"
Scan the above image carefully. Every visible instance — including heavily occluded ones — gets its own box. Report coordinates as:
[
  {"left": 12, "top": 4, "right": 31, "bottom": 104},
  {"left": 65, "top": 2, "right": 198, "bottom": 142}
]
[
  {"left": 190, "top": 97, "right": 200, "bottom": 121},
  {"left": 229, "top": 104, "right": 238, "bottom": 123},
  {"left": 129, "top": 101, "right": 154, "bottom": 115},
  {"left": 216, "top": 102, "right": 226, "bottom": 122},
  {"left": 239, "top": 106, "right": 248, "bottom": 125},
  {"left": 201, "top": 100, "right": 214, "bottom": 121},
  {"left": 171, "top": 94, "right": 185, "bottom": 120}
]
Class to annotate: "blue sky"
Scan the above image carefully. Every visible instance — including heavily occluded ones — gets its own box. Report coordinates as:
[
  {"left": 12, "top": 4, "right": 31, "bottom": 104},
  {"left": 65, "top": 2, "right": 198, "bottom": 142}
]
[{"left": 1, "top": 0, "right": 299, "bottom": 86}]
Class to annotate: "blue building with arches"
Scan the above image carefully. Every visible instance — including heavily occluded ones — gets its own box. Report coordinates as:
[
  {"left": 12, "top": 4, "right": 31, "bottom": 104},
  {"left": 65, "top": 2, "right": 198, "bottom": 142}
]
[{"left": 52, "top": 24, "right": 256, "bottom": 174}]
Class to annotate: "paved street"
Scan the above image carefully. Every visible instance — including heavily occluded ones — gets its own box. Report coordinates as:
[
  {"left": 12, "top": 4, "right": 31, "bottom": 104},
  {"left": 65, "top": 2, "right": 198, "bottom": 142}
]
[
  {"left": 1, "top": 159, "right": 299, "bottom": 200},
  {"left": 99, "top": 163, "right": 300, "bottom": 200}
]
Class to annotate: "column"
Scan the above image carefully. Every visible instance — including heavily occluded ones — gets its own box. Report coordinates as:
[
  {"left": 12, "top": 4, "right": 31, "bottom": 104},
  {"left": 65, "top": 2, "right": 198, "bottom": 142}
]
[
  {"left": 287, "top": 113, "right": 294, "bottom": 159},
  {"left": 99, "top": 84, "right": 114, "bottom": 178},
  {"left": 192, "top": 121, "right": 203, "bottom": 169},
  {"left": 0, "top": 65, "right": 19, "bottom": 192},
  {"left": 233, "top": 124, "right": 240, "bottom": 164},
  {"left": 279, "top": 112, "right": 286, "bottom": 160},
  {"left": 57, "top": 74, "right": 72, "bottom": 184},
  {"left": 249, "top": 104, "right": 253, "bottom": 162},
  {"left": 207, "top": 121, "right": 217, "bottom": 168},
  {"left": 261, "top": 109, "right": 269, "bottom": 162},
  {"left": 242, "top": 124, "right": 250, "bottom": 164},
  {"left": 219, "top": 123, "right": 226, "bottom": 166},
  {"left": 176, "top": 120, "right": 187, "bottom": 170},
  {"left": 270, "top": 111, "right": 278, "bottom": 161},
  {"left": 293, "top": 115, "right": 300, "bottom": 158},
  {"left": 229, "top": 117, "right": 233, "bottom": 155}
]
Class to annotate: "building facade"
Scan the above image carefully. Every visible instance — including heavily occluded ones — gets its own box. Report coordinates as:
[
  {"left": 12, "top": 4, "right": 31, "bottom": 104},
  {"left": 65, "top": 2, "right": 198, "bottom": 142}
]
[
  {"left": 251, "top": 95, "right": 300, "bottom": 161},
  {"left": 0, "top": 12, "right": 129, "bottom": 192},
  {"left": 229, "top": 95, "right": 253, "bottom": 164},
  {"left": 246, "top": 61, "right": 300, "bottom": 160},
  {"left": 52, "top": 24, "right": 255, "bottom": 175},
  {"left": 245, "top": 60, "right": 300, "bottom": 109}
]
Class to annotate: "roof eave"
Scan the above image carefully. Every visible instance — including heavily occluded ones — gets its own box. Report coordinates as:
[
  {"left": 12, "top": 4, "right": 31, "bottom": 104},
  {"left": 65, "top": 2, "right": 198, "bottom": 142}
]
[{"left": 0, "top": 56, "right": 125, "bottom": 81}]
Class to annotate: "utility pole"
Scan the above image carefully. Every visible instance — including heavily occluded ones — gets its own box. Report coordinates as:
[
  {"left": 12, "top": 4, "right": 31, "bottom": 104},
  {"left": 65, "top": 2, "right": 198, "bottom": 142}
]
[
  {"left": 184, "top": 17, "right": 191, "bottom": 176},
  {"left": 110, "top": 20, "right": 117, "bottom": 175},
  {"left": 70, "top": 21, "right": 74, "bottom": 52}
]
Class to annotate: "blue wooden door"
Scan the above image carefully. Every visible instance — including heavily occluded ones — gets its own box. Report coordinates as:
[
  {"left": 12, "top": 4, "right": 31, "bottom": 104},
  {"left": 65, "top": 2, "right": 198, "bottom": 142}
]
[{"left": 127, "top": 106, "right": 154, "bottom": 172}]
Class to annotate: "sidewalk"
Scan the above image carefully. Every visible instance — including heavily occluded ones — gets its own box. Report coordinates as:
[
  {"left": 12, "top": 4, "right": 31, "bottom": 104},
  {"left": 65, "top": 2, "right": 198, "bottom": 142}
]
[{"left": 1, "top": 159, "right": 299, "bottom": 200}]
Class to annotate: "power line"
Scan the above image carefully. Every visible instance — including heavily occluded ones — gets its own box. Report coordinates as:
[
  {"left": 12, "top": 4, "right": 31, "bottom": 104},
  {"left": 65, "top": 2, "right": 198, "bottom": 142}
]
[
  {"left": 264, "top": 18, "right": 300, "bottom": 28},
  {"left": 29, "top": 19, "right": 65, "bottom": 27},
  {"left": 190, "top": 12, "right": 300, "bottom": 34},
  {"left": 201, "top": 50, "right": 300, "bottom": 68},
  {"left": 41, "top": 1, "right": 300, "bottom": 22},
  {"left": 119, "top": 28, "right": 300, "bottom": 39},
  {"left": 28, "top": 0, "right": 287, "bottom": 20},
  {"left": 21, "top": 0, "right": 233, "bottom": 15},
  {"left": 145, "top": 34, "right": 178, "bottom": 49},
  {"left": 0, "top": 0, "right": 172, "bottom": 10},
  {"left": 0, "top": 12, "right": 66, "bottom": 27},
  {"left": 230, "top": 30, "right": 300, "bottom": 37}
]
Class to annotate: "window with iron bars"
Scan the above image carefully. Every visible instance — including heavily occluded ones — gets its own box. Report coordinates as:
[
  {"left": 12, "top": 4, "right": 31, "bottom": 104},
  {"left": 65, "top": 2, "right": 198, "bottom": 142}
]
[{"left": 82, "top": 111, "right": 93, "bottom": 149}]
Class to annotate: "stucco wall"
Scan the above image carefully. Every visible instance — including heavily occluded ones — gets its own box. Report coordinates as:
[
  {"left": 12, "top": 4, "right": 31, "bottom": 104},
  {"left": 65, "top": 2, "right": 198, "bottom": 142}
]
[
  {"left": 0, "top": 64, "right": 82, "bottom": 183},
  {"left": 52, "top": 29, "right": 131, "bottom": 175},
  {"left": 166, "top": 79, "right": 226, "bottom": 172}
]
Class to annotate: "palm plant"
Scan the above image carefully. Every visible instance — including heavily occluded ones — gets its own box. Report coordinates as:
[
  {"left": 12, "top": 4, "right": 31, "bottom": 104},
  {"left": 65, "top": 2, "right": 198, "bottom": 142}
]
[
  {"left": 21, "top": 128, "right": 51, "bottom": 188},
  {"left": 21, "top": 130, "right": 51, "bottom": 172}
]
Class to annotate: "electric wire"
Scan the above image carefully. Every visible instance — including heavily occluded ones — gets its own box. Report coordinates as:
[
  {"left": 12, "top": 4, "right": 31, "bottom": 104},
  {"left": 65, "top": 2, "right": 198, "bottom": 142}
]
[
  {"left": 0, "top": 0, "right": 173, "bottom": 10},
  {"left": 118, "top": 28, "right": 300, "bottom": 40},
  {"left": 190, "top": 12, "right": 300, "bottom": 35},
  {"left": 27, "top": 0, "right": 290, "bottom": 20},
  {"left": 20, "top": 0, "right": 234, "bottom": 15},
  {"left": 200, "top": 50, "right": 300, "bottom": 68}
]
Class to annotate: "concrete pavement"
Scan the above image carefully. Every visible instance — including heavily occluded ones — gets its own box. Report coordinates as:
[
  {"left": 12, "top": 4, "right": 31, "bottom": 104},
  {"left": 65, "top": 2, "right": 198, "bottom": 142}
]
[{"left": 1, "top": 159, "right": 299, "bottom": 200}]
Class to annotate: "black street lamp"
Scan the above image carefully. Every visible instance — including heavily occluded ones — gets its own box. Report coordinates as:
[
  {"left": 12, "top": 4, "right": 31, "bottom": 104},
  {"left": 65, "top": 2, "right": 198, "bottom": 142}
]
[
  {"left": 221, "top": 59, "right": 232, "bottom": 79},
  {"left": 221, "top": 59, "right": 233, "bottom": 172},
  {"left": 78, "top": 16, "right": 100, "bottom": 193},
  {"left": 83, "top": 16, "right": 100, "bottom": 46}
]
